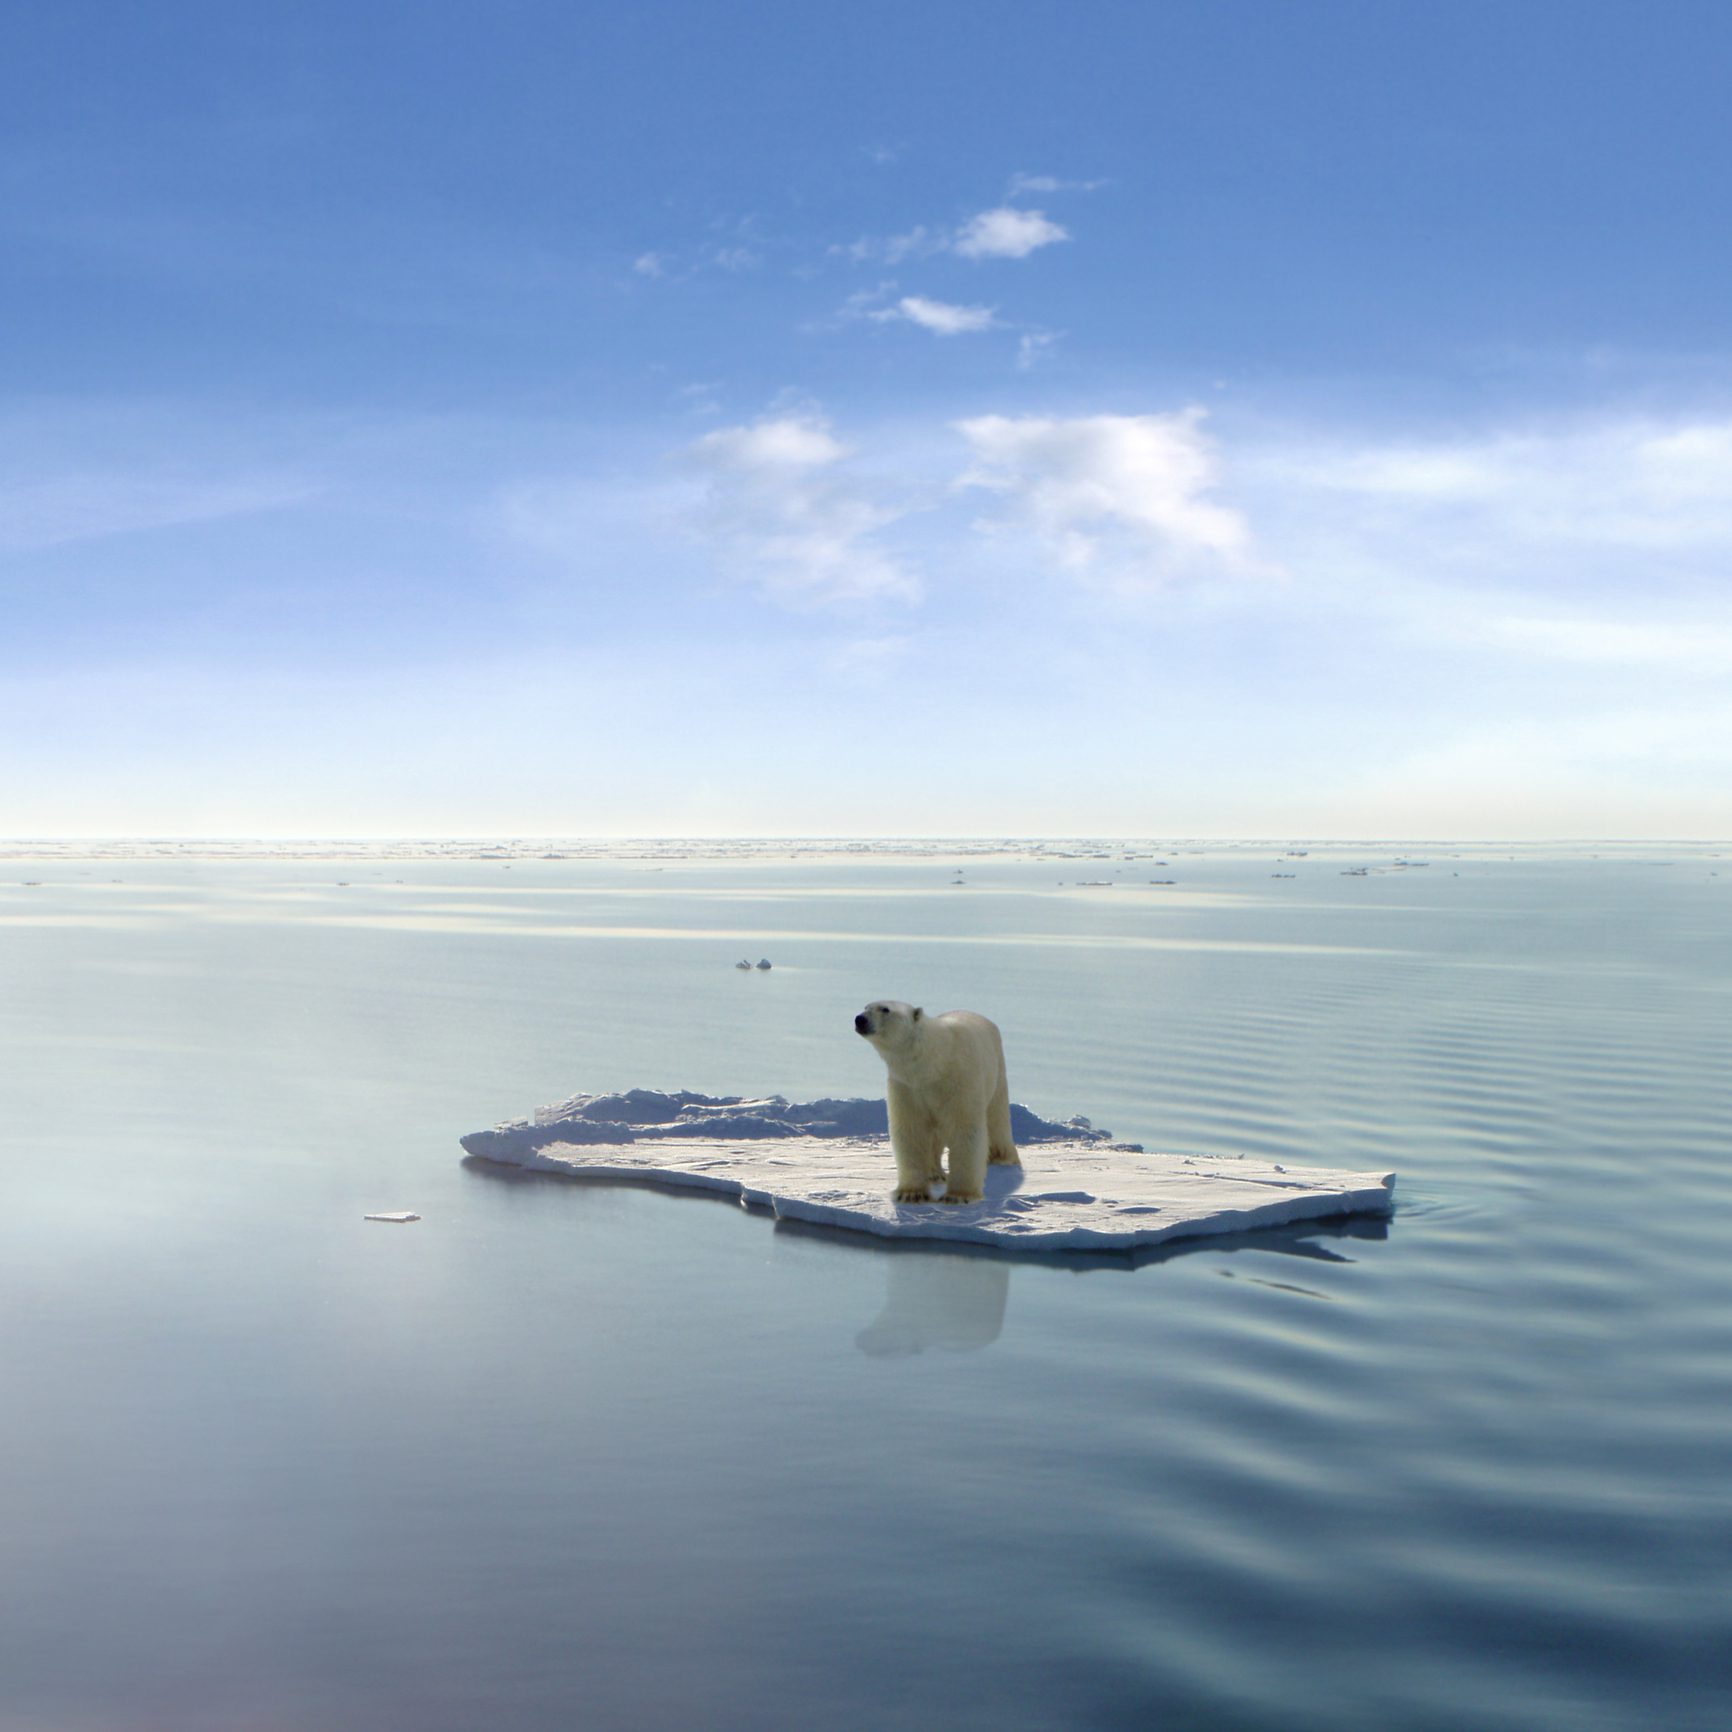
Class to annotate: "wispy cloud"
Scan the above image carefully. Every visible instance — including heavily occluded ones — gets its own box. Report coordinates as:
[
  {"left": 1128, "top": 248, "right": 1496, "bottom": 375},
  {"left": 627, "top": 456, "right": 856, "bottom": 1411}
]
[
  {"left": 1475, "top": 613, "right": 1732, "bottom": 671},
  {"left": 871, "top": 295, "right": 1000, "bottom": 336},
  {"left": 1006, "top": 172, "right": 1107, "bottom": 196},
  {"left": 1226, "top": 411, "right": 1732, "bottom": 691},
  {"left": 0, "top": 470, "right": 314, "bottom": 553},
  {"left": 675, "top": 380, "right": 724, "bottom": 417},
  {"left": 828, "top": 633, "right": 913, "bottom": 679},
  {"left": 1015, "top": 329, "right": 1062, "bottom": 370},
  {"left": 828, "top": 226, "right": 942, "bottom": 266},
  {"left": 1241, "top": 413, "right": 1732, "bottom": 670},
  {"left": 626, "top": 222, "right": 769, "bottom": 284},
  {"left": 1256, "top": 417, "right": 1732, "bottom": 549},
  {"left": 955, "top": 410, "right": 1256, "bottom": 587},
  {"left": 687, "top": 411, "right": 919, "bottom": 608}
]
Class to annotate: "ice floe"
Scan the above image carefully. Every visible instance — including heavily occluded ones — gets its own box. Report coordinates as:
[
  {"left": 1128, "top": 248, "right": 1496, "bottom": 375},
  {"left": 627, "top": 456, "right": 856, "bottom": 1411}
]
[{"left": 460, "top": 1092, "right": 1394, "bottom": 1255}]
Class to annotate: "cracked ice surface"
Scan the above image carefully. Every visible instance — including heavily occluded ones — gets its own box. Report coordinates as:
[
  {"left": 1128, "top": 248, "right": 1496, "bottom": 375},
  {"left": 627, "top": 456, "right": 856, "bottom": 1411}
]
[{"left": 460, "top": 1093, "right": 1395, "bottom": 1254}]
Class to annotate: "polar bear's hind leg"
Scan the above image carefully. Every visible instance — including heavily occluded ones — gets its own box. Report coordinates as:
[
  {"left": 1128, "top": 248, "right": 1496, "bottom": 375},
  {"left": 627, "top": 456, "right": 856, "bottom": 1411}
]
[
  {"left": 987, "top": 1070, "right": 1019, "bottom": 1166},
  {"left": 941, "top": 1120, "right": 989, "bottom": 1204}
]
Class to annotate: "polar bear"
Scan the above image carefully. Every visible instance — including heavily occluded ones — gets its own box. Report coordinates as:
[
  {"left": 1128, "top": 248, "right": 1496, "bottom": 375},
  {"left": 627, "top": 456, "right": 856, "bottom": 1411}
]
[{"left": 853, "top": 1001, "right": 1019, "bottom": 1204}]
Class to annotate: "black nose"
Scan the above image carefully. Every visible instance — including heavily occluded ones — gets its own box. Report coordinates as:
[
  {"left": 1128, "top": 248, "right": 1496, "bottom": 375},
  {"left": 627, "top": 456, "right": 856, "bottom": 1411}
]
[{"left": 854, "top": 1012, "right": 869, "bottom": 1035}]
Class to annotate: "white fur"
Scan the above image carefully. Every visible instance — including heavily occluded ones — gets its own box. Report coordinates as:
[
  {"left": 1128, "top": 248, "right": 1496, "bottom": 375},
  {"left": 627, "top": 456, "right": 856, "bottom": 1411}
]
[{"left": 854, "top": 1000, "right": 1019, "bottom": 1204}]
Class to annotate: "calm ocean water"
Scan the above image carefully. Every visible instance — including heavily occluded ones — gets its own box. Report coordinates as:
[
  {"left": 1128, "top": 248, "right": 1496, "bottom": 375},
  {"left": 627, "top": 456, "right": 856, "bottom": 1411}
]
[{"left": 2, "top": 845, "right": 1728, "bottom": 1731}]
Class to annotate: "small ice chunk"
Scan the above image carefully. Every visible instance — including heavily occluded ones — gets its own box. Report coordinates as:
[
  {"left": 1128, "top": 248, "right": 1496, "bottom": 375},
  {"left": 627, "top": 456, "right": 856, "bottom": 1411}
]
[{"left": 364, "top": 1212, "right": 420, "bottom": 1223}]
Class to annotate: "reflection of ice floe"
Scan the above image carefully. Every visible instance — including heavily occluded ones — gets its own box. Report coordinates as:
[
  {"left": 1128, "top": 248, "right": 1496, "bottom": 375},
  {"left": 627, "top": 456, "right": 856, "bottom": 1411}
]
[{"left": 459, "top": 1091, "right": 1394, "bottom": 1255}]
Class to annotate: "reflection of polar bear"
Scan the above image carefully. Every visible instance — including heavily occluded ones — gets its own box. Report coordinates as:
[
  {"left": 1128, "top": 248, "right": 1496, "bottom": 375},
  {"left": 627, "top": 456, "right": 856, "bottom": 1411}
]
[
  {"left": 854, "top": 1001, "right": 1019, "bottom": 1203},
  {"left": 855, "top": 1256, "right": 1011, "bottom": 1356}
]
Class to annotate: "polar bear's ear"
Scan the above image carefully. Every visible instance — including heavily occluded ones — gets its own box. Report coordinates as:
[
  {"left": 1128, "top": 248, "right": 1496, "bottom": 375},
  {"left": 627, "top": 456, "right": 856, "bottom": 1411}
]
[{"left": 912, "top": 1006, "right": 923, "bottom": 1021}]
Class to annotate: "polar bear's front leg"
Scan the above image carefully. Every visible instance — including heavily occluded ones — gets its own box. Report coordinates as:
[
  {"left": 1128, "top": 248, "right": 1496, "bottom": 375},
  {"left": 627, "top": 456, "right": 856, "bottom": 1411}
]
[
  {"left": 941, "top": 1119, "right": 989, "bottom": 1204},
  {"left": 887, "top": 1079, "right": 942, "bottom": 1201}
]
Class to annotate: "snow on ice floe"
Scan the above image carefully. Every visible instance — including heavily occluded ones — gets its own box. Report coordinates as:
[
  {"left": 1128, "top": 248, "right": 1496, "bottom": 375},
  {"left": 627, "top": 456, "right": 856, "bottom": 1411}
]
[{"left": 460, "top": 1091, "right": 1394, "bottom": 1255}]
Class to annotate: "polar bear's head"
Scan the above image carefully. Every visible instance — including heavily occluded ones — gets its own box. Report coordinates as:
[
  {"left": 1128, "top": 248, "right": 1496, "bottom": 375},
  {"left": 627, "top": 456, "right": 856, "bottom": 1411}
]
[{"left": 854, "top": 999, "right": 923, "bottom": 1053}]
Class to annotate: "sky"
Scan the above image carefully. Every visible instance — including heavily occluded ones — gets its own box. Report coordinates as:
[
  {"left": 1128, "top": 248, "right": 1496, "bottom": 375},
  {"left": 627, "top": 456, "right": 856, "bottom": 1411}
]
[{"left": 4, "top": 0, "right": 1732, "bottom": 838}]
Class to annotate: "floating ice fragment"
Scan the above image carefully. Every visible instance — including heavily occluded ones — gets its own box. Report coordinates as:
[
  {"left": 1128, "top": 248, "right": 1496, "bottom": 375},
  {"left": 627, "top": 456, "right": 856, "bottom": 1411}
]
[
  {"left": 364, "top": 1212, "right": 420, "bottom": 1223},
  {"left": 459, "top": 1091, "right": 1394, "bottom": 1255}
]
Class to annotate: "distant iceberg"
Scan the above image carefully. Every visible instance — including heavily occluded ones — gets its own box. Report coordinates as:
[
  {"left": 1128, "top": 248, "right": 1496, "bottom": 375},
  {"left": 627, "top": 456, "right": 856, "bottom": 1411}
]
[{"left": 460, "top": 1091, "right": 1395, "bottom": 1255}]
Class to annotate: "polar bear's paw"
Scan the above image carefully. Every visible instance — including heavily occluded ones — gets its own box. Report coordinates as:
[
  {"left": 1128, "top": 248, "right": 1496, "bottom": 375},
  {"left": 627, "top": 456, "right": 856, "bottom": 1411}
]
[
  {"left": 892, "top": 1183, "right": 938, "bottom": 1203},
  {"left": 989, "top": 1149, "right": 1021, "bottom": 1166},
  {"left": 938, "top": 1188, "right": 983, "bottom": 1205}
]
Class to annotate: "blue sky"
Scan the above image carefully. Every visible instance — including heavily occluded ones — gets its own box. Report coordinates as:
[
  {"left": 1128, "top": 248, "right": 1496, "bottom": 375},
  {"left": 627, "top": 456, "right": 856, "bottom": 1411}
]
[{"left": 5, "top": 0, "right": 1732, "bottom": 836}]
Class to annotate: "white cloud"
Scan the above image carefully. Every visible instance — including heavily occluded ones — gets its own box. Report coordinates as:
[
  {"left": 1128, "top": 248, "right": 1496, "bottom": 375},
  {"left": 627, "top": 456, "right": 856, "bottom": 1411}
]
[
  {"left": 953, "top": 206, "right": 1068, "bottom": 260},
  {"left": 687, "top": 412, "right": 919, "bottom": 608},
  {"left": 955, "top": 410, "right": 1256, "bottom": 585},
  {"left": 632, "top": 252, "right": 667, "bottom": 278},
  {"left": 696, "top": 416, "right": 846, "bottom": 469},
  {"left": 871, "top": 295, "right": 1000, "bottom": 336},
  {"left": 831, "top": 203, "right": 1069, "bottom": 268}
]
